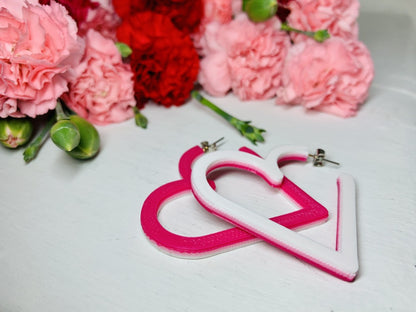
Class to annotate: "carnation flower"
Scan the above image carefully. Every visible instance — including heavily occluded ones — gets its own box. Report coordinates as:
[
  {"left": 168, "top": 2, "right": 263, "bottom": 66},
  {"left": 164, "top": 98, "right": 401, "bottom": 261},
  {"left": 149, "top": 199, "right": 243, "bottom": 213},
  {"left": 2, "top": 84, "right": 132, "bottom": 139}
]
[
  {"left": 117, "top": 11, "right": 199, "bottom": 108},
  {"left": 39, "top": 0, "right": 99, "bottom": 27},
  {"left": 78, "top": 0, "right": 121, "bottom": 40},
  {"left": 62, "top": 30, "right": 136, "bottom": 125},
  {"left": 113, "top": 0, "right": 203, "bottom": 35},
  {"left": 198, "top": 14, "right": 290, "bottom": 100},
  {"left": 40, "top": 0, "right": 120, "bottom": 40},
  {"left": 192, "top": 0, "right": 234, "bottom": 53},
  {"left": 0, "top": 97, "right": 17, "bottom": 119},
  {"left": 199, "top": 52, "right": 232, "bottom": 96},
  {"left": 232, "top": 0, "right": 243, "bottom": 14},
  {"left": 287, "top": 0, "right": 360, "bottom": 41},
  {"left": 276, "top": 37, "right": 374, "bottom": 117},
  {"left": 203, "top": 0, "right": 234, "bottom": 24},
  {"left": 0, "top": 0, "right": 84, "bottom": 118}
]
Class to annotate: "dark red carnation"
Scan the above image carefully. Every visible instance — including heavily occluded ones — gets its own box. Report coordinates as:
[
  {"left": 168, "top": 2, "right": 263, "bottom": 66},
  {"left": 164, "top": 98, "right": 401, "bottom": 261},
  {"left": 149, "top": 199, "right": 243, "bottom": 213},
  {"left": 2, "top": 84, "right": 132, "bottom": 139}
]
[
  {"left": 276, "top": 0, "right": 292, "bottom": 23},
  {"left": 117, "top": 12, "right": 199, "bottom": 108},
  {"left": 39, "top": 0, "right": 99, "bottom": 26},
  {"left": 111, "top": 0, "right": 148, "bottom": 20},
  {"left": 112, "top": 0, "right": 203, "bottom": 34}
]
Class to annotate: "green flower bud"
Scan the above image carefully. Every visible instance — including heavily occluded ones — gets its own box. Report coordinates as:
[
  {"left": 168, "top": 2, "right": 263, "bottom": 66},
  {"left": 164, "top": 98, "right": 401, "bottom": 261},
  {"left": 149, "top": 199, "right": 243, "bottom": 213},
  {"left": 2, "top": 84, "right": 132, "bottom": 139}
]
[
  {"left": 313, "top": 29, "right": 330, "bottom": 43},
  {"left": 133, "top": 107, "right": 148, "bottom": 129},
  {"left": 243, "top": 0, "right": 278, "bottom": 22},
  {"left": 135, "top": 113, "right": 148, "bottom": 129},
  {"left": 66, "top": 115, "right": 100, "bottom": 160},
  {"left": 50, "top": 119, "right": 81, "bottom": 151},
  {"left": 0, "top": 117, "right": 34, "bottom": 148}
]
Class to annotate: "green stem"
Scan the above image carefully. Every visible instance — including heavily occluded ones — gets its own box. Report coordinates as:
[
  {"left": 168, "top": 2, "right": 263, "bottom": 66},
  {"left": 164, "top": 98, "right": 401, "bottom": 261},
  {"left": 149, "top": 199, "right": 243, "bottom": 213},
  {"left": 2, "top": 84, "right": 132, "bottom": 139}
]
[
  {"left": 23, "top": 114, "right": 56, "bottom": 163},
  {"left": 55, "top": 99, "right": 69, "bottom": 120},
  {"left": 281, "top": 22, "right": 330, "bottom": 43},
  {"left": 281, "top": 22, "right": 305, "bottom": 34},
  {"left": 191, "top": 90, "right": 233, "bottom": 122},
  {"left": 191, "top": 90, "right": 266, "bottom": 145}
]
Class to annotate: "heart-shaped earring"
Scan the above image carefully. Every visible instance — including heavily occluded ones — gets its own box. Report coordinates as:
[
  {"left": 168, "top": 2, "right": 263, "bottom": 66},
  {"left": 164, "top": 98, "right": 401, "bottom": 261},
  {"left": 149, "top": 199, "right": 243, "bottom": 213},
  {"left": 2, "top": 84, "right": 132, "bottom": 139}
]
[
  {"left": 140, "top": 140, "right": 328, "bottom": 257},
  {"left": 190, "top": 146, "right": 358, "bottom": 282}
]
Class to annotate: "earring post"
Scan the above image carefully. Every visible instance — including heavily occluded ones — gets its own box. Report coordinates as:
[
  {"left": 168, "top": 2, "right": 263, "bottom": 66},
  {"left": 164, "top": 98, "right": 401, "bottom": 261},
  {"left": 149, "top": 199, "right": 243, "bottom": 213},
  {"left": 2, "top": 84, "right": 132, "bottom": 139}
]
[
  {"left": 309, "top": 149, "right": 340, "bottom": 167},
  {"left": 200, "top": 137, "right": 225, "bottom": 153}
]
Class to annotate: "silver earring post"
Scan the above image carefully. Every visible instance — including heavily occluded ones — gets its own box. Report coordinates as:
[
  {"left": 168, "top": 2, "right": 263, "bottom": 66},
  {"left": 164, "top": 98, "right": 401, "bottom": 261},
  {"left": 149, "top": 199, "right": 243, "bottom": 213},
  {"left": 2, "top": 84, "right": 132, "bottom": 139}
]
[
  {"left": 309, "top": 148, "right": 340, "bottom": 167},
  {"left": 200, "top": 137, "right": 225, "bottom": 153}
]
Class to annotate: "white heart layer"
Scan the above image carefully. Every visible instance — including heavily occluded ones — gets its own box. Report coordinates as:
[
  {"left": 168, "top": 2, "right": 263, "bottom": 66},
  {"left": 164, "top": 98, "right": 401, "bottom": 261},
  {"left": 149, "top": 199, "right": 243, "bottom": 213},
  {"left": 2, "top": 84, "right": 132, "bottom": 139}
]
[{"left": 191, "top": 145, "right": 358, "bottom": 282}]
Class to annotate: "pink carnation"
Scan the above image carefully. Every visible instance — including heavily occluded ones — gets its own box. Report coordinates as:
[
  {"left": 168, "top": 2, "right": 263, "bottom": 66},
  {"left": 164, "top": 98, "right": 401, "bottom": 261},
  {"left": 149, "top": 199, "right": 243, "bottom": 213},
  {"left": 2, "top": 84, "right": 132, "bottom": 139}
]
[
  {"left": 232, "top": 0, "right": 243, "bottom": 14},
  {"left": 62, "top": 30, "right": 135, "bottom": 125},
  {"left": 276, "top": 38, "right": 374, "bottom": 117},
  {"left": 199, "top": 52, "right": 231, "bottom": 96},
  {"left": 0, "top": 0, "right": 84, "bottom": 118},
  {"left": 203, "top": 0, "right": 233, "bottom": 24},
  {"left": 0, "top": 96, "right": 17, "bottom": 118},
  {"left": 198, "top": 14, "right": 290, "bottom": 100},
  {"left": 193, "top": 0, "right": 233, "bottom": 54},
  {"left": 287, "top": 0, "right": 360, "bottom": 41}
]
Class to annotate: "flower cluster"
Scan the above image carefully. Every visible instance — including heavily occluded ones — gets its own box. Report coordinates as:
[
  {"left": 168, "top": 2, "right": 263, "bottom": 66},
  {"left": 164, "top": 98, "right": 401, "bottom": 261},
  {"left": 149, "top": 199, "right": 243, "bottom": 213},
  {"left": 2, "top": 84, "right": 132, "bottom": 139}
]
[
  {"left": 0, "top": 0, "right": 84, "bottom": 118},
  {"left": 0, "top": 0, "right": 133, "bottom": 124},
  {"left": 115, "top": 10, "right": 200, "bottom": 108},
  {"left": 196, "top": 0, "right": 374, "bottom": 117},
  {"left": 0, "top": 0, "right": 375, "bottom": 161},
  {"left": 276, "top": 0, "right": 374, "bottom": 117}
]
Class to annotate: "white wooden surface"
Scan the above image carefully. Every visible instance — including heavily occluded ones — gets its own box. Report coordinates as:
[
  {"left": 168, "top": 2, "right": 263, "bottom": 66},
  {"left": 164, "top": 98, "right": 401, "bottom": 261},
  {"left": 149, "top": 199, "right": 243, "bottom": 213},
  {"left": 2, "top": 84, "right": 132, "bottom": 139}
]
[{"left": 1, "top": 2, "right": 415, "bottom": 311}]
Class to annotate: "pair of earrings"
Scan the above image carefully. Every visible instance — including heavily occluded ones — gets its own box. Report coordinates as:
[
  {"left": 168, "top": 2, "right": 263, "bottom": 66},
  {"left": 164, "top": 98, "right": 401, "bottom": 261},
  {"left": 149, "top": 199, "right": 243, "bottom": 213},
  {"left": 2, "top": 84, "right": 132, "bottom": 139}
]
[{"left": 140, "top": 139, "right": 358, "bottom": 282}]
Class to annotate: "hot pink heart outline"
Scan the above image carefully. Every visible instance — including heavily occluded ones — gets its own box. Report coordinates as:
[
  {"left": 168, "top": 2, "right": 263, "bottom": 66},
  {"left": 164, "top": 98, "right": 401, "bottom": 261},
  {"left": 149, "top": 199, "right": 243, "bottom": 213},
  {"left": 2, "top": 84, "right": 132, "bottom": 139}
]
[{"left": 140, "top": 146, "right": 328, "bottom": 257}]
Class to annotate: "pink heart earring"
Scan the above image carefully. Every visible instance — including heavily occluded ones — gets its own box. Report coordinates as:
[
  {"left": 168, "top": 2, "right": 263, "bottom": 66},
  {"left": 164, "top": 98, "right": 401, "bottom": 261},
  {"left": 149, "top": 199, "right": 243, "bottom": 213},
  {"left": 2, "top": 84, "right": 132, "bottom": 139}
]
[
  {"left": 190, "top": 145, "right": 358, "bottom": 282},
  {"left": 140, "top": 139, "right": 329, "bottom": 258}
]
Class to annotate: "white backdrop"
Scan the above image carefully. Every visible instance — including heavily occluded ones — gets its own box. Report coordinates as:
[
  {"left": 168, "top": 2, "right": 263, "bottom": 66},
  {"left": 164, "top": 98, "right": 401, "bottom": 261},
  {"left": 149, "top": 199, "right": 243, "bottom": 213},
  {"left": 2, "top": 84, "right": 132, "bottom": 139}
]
[{"left": 1, "top": 1, "right": 415, "bottom": 311}]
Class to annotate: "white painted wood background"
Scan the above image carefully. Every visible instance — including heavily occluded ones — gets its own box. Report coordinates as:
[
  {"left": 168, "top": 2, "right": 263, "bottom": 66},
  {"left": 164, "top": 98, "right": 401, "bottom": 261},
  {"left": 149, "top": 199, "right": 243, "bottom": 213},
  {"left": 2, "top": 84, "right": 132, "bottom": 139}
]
[{"left": 1, "top": 1, "right": 415, "bottom": 311}]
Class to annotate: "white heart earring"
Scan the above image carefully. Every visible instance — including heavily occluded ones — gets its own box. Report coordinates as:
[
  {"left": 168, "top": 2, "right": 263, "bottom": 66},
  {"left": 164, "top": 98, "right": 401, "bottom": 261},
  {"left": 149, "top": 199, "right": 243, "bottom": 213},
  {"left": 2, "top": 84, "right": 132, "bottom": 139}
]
[{"left": 190, "top": 145, "right": 358, "bottom": 282}]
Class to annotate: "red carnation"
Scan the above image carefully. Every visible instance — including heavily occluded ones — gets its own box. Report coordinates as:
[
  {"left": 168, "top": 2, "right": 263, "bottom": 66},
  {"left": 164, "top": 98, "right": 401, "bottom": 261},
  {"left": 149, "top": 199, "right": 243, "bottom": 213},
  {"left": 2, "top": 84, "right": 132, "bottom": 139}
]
[
  {"left": 117, "top": 12, "right": 199, "bottom": 108},
  {"left": 113, "top": 0, "right": 203, "bottom": 34}
]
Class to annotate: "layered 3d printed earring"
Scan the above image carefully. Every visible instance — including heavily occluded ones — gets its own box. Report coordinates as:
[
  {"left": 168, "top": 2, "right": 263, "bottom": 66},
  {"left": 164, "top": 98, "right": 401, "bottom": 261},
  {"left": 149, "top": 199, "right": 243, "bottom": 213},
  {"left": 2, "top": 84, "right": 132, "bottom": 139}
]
[{"left": 140, "top": 139, "right": 358, "bottom": 282}]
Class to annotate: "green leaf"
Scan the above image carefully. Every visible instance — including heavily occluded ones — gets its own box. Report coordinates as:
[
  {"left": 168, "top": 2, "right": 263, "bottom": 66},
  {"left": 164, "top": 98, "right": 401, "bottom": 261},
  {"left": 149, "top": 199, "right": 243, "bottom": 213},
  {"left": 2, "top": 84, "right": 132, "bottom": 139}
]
[{"left": 115, "top": 42, "right": 133, "bottom": 58}]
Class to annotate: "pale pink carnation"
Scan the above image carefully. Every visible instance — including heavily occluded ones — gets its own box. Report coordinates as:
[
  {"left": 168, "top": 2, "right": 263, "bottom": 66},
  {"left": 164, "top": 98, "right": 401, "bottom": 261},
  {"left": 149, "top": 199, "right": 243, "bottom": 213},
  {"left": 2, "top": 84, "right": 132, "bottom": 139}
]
[
  {"left": 198, "top": 14, "right": 290, "bottom": 100},
  {"left": 287, "top": 0, "right": 360, "bottom": 41},
  {"left": 203, "top": 0, "right": 233, "bottom": 24},
  {"left": 199, "top": 53, "right": 231, "bottom": 96},
  {"left": 78, "top": 0, "right": 121, "bottom": 41},
  {"left": 193, "top": 0, "right": 233, "bottom": 54},
  {"left": 0, "top": 96, "right": 17, "bottom": 118},
  {"left": 276, "top": 38, "right": 374, "bottom": 117},
  {"left": 62, "top": 30, "right": 135, "bottom": 125},
  {"left": 0, "top": 0, "right": 84, "bottom": 118},
  {"left": 232, "top": 0, "right": 243, "bottom": 14}
]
